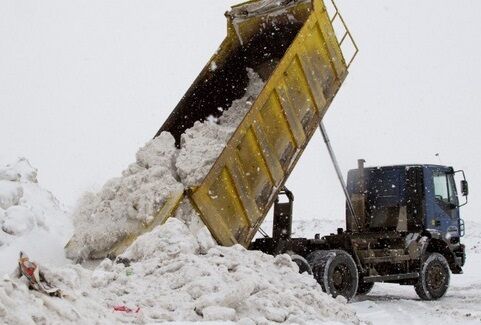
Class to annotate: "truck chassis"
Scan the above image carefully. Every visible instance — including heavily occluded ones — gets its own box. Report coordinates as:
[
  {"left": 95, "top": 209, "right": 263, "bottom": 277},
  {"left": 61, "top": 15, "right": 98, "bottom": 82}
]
[{"left": 250, "top": 188, "right": 466, "bottom": 301}]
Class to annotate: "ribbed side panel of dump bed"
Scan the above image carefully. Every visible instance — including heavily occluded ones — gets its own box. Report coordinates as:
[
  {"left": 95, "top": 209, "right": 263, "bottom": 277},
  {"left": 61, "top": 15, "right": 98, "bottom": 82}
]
[{"left": 189, "top": 0, "right": 350, "bottom": 247}]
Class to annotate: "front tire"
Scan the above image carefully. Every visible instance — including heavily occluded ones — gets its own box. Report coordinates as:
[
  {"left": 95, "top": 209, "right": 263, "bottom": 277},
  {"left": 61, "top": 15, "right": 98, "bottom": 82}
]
[
  {"left": 307, "top": 250, "right": 359, "bottom": 301},
  {"left": 415, "top": 253, "right": 450, "bottom": 300}
]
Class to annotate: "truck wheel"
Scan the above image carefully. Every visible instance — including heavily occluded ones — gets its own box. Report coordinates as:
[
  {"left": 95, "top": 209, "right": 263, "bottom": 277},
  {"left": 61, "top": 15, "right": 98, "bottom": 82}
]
[
  {"left": 307, "top": 250, "right": 359, "bottom": 301},
  {"left": 356, "top": 280, "right": 374, "bottom": 296},
  {"left": 414, "top": 253, "right": 450, "bottom": 300},
  {"left": 291, "top": 254, "right": 312, "bottom": 275}
]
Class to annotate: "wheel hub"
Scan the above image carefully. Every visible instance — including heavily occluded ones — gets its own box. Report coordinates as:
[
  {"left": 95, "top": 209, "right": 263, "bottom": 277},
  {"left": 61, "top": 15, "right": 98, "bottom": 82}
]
[
  {"left": 427, "top": 264, "right": 445, "bottom": 291},
  {"left": 332, "top": 264, "right": 351, "bottom": 292}
]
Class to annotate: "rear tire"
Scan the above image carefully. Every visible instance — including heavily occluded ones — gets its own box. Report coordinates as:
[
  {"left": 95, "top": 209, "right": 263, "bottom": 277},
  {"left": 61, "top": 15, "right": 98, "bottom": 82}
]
[
  {"left": 291, "top": 254, "right": 312, "bottom": 275},
  {"left": 307, "top": 250, "right": 358, "bottom": 301},
  {"left": 414, "top": 253, "right": 450, "bottom": 300}
]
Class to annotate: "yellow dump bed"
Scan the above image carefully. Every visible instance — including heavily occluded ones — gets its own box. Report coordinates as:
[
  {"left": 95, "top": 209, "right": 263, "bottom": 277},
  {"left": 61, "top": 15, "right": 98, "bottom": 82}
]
[{"left": 152, "top": 0, "right": 357, "bottom": 248}]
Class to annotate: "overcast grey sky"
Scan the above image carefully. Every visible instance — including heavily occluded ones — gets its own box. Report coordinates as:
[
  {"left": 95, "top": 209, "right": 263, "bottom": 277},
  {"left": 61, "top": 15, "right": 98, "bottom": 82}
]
[{"left": 1, "top": 0, "right": 480, "bottom": 223}]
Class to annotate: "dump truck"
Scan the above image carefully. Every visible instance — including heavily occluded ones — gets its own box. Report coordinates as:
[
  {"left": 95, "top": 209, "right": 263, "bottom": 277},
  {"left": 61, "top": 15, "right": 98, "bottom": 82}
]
[{"left": 83, "top": 0, "right": 469, "bottom": 301}]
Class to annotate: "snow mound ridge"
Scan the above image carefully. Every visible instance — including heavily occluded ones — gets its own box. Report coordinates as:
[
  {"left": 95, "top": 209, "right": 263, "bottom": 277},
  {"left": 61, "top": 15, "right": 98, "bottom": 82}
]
[
  {"left": 0, "top": 158, "right": 38, "bottom": 183},
  {"left": 0, "top": 158, "right": 71, "bottom": 276},
  {"left": 0, "top": 219, "right": 360, "bottom": 324}
]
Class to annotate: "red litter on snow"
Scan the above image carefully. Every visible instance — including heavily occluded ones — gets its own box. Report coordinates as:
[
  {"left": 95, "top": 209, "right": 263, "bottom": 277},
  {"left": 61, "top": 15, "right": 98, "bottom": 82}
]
[{"left": 113, "top": 305, "right": 140, "bottom": 313}]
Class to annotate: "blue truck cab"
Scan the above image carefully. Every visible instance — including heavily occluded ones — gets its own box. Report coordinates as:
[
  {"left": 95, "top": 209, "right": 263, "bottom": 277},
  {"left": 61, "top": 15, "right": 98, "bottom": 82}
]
[
  {"left": 340, "top": 163, "right": 468, "bottom": 299},
  {"left": 346, "top": 164, "right": 467, "bottom": 271}
]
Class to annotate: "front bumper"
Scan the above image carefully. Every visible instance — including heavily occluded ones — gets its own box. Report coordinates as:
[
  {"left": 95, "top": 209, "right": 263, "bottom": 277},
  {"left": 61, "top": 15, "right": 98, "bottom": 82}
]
[{"left": 454, "top": 244, "right": 466, "bottom": 267}]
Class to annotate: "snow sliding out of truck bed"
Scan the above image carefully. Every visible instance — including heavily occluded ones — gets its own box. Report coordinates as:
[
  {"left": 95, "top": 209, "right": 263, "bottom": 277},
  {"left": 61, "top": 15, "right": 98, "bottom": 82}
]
[
  {"left": 156, "top": 0, "right": 353, "bottom": 247},
  {"left": 66, "top": 0, "right": 356, "bottom": 259}
]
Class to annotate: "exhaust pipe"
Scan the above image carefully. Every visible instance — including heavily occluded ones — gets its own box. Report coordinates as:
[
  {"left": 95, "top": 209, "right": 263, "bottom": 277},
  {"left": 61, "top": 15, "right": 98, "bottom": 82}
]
[{"left": 358, "top": 159, "right": 366, "bottom": 193}]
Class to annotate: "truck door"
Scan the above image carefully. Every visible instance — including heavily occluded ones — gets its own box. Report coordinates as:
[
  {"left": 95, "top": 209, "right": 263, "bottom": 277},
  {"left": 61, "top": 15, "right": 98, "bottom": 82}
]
[{"left": 427, "top": 168, "right": 461, "bottom": 239}]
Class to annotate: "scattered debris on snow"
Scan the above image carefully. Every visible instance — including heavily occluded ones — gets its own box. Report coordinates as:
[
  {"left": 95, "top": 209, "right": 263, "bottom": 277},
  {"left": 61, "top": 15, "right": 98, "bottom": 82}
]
[{"left": 16, "top": 252, "right": 62, "bottom": 297}]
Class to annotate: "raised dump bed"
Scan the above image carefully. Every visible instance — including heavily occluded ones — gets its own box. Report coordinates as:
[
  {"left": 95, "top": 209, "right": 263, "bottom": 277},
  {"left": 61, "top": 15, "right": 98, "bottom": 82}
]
[
  {"left": 65, "top": 0, "right": 357, "bottom": 259},
  {"left": 153, "top": 0, "right": 357, "bottom": 247}
]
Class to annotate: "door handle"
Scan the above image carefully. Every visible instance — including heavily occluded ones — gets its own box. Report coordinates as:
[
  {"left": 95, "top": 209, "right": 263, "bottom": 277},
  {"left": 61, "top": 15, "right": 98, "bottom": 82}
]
[{"left": 460, "top": 219, "right": 465, "bottom": 237}]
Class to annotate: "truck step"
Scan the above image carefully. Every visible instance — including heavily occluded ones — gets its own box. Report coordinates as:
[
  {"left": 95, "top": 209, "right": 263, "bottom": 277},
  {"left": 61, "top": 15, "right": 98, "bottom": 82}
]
[
  {"left": 364, "top": 272, "right": 419, "bottom": 283},
  {"left": 362, "top": 254, "right": 412, "bottom": 264}
]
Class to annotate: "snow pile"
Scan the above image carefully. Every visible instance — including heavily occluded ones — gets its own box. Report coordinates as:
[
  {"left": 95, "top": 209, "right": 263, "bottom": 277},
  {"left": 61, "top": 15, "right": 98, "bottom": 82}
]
[
  {"left": 67, "top": 132, "right": 183, "bottom": 260},
  {"left": 67, "top": 69, "right": 264, "bottom": 260},
  {"left": 0, "top": 158, "right": 71, "bottom": 275},
  {"left": 0, "top": 218, "right": 359, "bottom": 324},
  {"left": 99, "top": 218, "right": 358, "bottom": 323}
]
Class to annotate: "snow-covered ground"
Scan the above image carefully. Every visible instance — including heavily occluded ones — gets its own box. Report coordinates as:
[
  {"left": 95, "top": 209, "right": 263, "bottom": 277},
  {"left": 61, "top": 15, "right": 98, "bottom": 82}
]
[{"left": 1, "top": 158, "right": 480, "bottom": 324}]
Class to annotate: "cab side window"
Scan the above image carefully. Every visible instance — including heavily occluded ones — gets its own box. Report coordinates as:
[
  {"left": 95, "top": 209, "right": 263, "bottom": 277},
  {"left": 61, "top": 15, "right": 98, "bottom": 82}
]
[
  {"left": 433, "top": 172, "right": 449, "bottom": 203},
  {"left": 433, "top": 171, "right": 458, "bottom": 206}
]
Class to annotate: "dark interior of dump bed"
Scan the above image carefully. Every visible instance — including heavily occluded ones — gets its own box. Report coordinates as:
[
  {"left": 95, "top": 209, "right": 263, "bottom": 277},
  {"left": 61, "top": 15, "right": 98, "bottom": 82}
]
[{"left": 155, "top": 18, "right": 305, "bottom": 146}]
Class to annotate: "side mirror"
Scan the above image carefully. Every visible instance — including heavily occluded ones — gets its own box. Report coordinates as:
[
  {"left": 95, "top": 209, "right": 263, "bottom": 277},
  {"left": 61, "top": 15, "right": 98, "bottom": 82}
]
[
  {"left": 454, "top": 170, "right": 468, "bottom": 207},
  {"left": 461, "top": 180, "right": 469, "bottom": 197}
]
